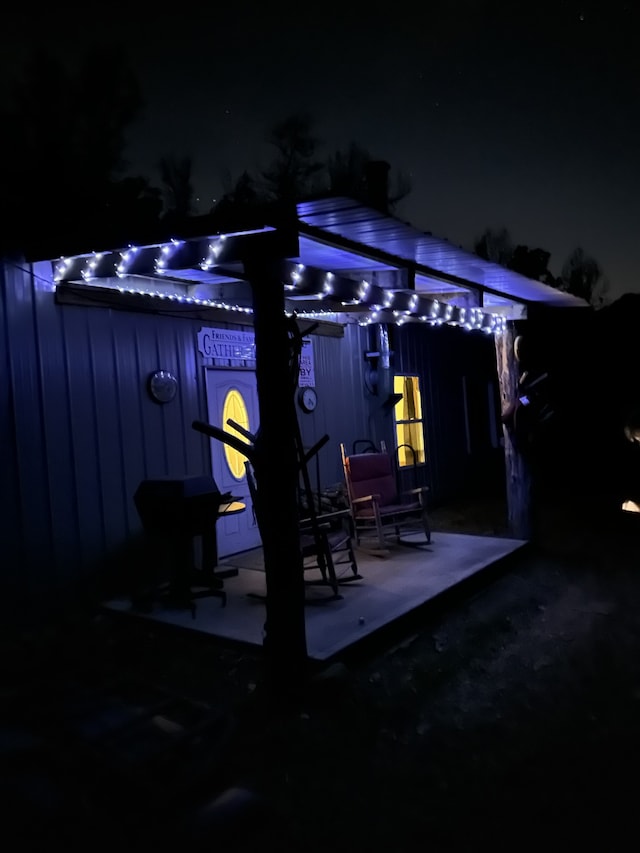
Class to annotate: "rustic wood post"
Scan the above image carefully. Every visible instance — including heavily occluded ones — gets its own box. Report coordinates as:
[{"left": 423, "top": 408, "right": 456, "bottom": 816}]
[
  {"left": 495, "top": 322, "right": 533, "bottom": 540},
  {"left": 244, "top": 257, "right": 308, "bottom": 692}
]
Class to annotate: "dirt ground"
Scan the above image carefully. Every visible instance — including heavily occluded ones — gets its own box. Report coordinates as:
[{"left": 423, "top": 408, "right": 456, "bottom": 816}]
[{"left": 2, "top": 491, "right": 640, "bottom": 852}]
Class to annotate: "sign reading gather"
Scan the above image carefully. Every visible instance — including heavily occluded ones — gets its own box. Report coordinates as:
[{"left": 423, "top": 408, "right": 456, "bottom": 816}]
[{"left": 197, "top": 327, "right": 315, "bottom": 386}]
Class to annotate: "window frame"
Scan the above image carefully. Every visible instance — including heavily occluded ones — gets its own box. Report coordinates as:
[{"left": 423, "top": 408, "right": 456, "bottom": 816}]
[{"left": 393, "top": 373, "right": 426, "bottom": 468}]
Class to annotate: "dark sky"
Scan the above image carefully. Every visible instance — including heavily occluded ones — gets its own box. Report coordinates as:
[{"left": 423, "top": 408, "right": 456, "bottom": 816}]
[{"left": 3, "top": 1, "right": 639, "bottom": 298}]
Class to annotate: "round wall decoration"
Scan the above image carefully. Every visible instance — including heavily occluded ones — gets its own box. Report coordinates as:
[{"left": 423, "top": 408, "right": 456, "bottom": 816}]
[
  {"left": 298, "top": 386, "right": 318, "bottom": 413},
  {"left": 148, "top": 370, "right": 178, "bottom": 404}
]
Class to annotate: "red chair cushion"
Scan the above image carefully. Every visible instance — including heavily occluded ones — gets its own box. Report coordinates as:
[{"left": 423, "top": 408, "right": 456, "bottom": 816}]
[{"left": 347, "top": 453, "right": 397, "bottom": 507}]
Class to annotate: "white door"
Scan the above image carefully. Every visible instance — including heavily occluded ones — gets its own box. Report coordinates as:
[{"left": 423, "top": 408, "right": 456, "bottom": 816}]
[{"left": 205, "top": 368, "right": 261, "bottom": 557}]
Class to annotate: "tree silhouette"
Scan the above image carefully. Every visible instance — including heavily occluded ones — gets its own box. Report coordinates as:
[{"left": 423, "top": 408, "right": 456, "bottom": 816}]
[
  {"left": 210, "top": 170, "right": 266, "bottom": 231},
  {"left": 327, "top": 142, "right": 370, "bottom": 198},
  {"left": 560, "top": 247, "right": 609, "bottom": 306},
  {"left": 474, "top": 227, "right": 558, "bottom": 280},
  {"left": 218, "top": 115, "right": 411, "bottom": 219},
  {"left": 0, "top": 45, "right": 161, "bottom": 253},
  {"left": 102, "top": 176, "right": 163, "bottom": 233},
  {"left": 159, "top": 154, "right": 195, "bottom": 222},
  {"left": 218, "top": 170, "right": 260, "bottom": 209},
  {"left": 261, "top": 114, "right": 324, "bottom": 203},
  {"left": 509, "top": 245, "right": 558, "bottom": 284},
  {"left": 389, "top": 169, "right": 412, "bottom": 210},
  {"left": 474, "top": 227, "right": 514, "bottom": 267},
  {"left": 475, "top": 227, "right": 556, "bottom": 281},
  {"left": 327, "top": 141, "right": 411, "bottom": 210},
  {"left": 474, "top": 226, "right": 609, "bottom": 305}
]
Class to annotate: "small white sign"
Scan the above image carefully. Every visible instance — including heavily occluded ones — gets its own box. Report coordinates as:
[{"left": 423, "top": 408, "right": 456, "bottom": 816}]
[{"left": 298, "top": 339, "right": 315, "bottom": 387}]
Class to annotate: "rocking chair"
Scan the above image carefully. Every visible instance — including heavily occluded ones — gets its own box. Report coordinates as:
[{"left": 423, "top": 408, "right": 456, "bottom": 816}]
[
  {"left": 244, "top": 459, "right": 361, "bottom": 602},
  {"left": 340, "top": 443, "right": 431, "bottom": 554}
]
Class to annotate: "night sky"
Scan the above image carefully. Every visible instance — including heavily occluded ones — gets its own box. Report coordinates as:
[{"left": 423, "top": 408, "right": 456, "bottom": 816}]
[{"left": 2, "top": 1, "right": 638, "bottom": 298}]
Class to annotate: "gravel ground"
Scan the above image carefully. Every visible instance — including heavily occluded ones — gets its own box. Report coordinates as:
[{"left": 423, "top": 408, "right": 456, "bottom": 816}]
[{"left": 2, "top": 492, "right": 639, "bottom": 851}]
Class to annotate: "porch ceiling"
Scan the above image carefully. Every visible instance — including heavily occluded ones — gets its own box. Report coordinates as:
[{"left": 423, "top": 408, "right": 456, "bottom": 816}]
[{"left": 297, "top": 197, "right": 589, "bottom": 309}]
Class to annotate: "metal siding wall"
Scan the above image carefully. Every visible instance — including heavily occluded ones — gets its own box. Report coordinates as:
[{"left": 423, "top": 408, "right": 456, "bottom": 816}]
[
  {"left": 3, "top": 260, "right": 213, "bottom": 606},
  {"left": 0, "top": 262, "right": 26, "bottom": 594},
  {"left": 394, "top": 323, "right": 496, "bottom": 505},
  {"left": 61, "top": 306, "right": 107, "bottom": 569},
  {"left": 35, "top": 270, "right": 83, "bottom": 575},
  {"left": 297, "top": 324, "right": 370, "bottom": 494},
  {"left": 112, "top": 310, "right": 149, "bottom": 537},
  {"left": 434, "top": 327, "right": 469, "bottom": 502},
  {"left": 4, "top": 261, "right": 54, "bottom": 597}
]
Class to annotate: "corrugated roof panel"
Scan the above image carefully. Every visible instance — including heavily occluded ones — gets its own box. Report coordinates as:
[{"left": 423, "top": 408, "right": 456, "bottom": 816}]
[
  {"left": 295, "top": 235, "right": 394, "bottom": 272},
  {"left": 297, "top": 197, "right": 588, "bottom": 308}
]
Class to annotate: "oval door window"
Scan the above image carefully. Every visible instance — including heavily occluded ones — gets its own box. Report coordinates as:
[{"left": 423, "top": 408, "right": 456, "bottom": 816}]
[{"left": 222, "top": 388, "right": 250, "bottom": 479}]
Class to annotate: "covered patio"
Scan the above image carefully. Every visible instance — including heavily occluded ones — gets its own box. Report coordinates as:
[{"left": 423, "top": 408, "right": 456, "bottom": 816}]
[
  {"left": 104, "top": 530, "right": 526, "bottom": 661},
  {"left": 3, "top": 187, "right": 588, "bottom": 681}
]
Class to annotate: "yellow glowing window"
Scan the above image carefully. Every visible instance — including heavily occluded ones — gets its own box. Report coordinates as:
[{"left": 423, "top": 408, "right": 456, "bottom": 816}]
[
  {"left": 222, "top": 388, "right": 250, "bottom": 479},
  {"left": 393, "top": 375, "right": 426, "bottom": 467}
]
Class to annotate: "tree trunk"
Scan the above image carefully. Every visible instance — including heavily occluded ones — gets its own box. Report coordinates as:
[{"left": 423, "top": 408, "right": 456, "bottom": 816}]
[
  {"left": 495, "top": 323, "right": 533, "bottom": 540},
  {"left": 245, "top": 258, "right": 308, "bottom": 692}
]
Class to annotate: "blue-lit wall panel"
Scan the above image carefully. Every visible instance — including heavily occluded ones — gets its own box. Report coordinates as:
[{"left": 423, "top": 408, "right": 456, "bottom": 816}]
[
  {"left": 297, "top": 323, "right": 371, "bottom": 494},
  {"left": 0, "top": 260, "right": 237, "bottom": 615},
  {"left": 392, "top": 323, "right": 504, "bottom": 505}
]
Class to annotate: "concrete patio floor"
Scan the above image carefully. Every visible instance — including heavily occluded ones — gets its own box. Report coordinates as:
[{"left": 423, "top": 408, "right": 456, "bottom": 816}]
[{"left": 104, "top": 531, "right": 526, "bottom": 661}]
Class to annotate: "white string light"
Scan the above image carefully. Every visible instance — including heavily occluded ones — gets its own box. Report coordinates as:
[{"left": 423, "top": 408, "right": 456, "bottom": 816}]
[
  {"left": 154, "top": 239, "right": 184, "bottom": 275},
  {"left": 107, "top": 284, "right": 253, "bottom": 313},
  {"left": 54, "top": 245, "right": 513, "bottom": 335},
  {"left": 358, "top": 279, "right": 371, "bottom": 300},
  {"left": 116, "top": 246, "right": 139, "bottom": 277},
  {"left": 56, "top": 277, "right": 509, "bottom": 333},
  {"left": 200, "top": 236, "right": 226, "bottom": 270},
  {"left": 323, "top": 272, "right": 334, "bottom": 295},
  {"left": 80, "top": 252, "right": 104, "bottom": 282},
  {"left": 289, "top": 262, "right": 306, "bottom": 286},
  {"left": 54, "top": 257, "right": 73, "bottom": 282}
]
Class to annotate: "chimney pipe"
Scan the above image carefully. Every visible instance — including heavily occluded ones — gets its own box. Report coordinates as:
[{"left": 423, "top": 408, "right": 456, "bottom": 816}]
[{"left": 365, "top": 160, "right": 390, "bottom": 213}]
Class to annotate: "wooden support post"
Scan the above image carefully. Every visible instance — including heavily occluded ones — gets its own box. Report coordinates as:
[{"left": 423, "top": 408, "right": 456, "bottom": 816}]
[
  {"left": 495, "top": 322, "right": 533, "bottom": 540},
  {"left": 245, "top": 258, "right": 308, "bottom": 692}
]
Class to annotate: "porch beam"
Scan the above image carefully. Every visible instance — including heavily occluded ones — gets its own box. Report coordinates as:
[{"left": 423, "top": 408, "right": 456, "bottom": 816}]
[{"left": 52, "top": 227, "right": 298, "bottom": 284}]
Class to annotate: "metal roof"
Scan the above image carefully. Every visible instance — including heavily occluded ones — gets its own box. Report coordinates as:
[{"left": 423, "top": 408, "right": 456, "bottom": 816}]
[
  {"left": 297, "top": 197, "right": 588, "bottom": 308},
  {"left": 296, "top": 234, "right": 394, "bottom": 272},
  {"left": 47, "top": 196, "right": 588, "bottom": 329}
]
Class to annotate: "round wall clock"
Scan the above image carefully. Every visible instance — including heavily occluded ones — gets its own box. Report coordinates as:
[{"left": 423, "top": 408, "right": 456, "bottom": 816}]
[
  {"left": 298, "top": 386, "right": 318, "bottom": 413},
  {"left": 148, "top": 370, "right": 178, "bottom": 403}
]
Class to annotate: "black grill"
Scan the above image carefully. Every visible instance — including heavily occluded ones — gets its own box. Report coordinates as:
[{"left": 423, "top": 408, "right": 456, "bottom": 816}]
[
  {"left": 134, "top": 475, "right": 227, "bottom": 536},
  {"left": 133, "top": 475, "right": 231, "bottom": 612}
]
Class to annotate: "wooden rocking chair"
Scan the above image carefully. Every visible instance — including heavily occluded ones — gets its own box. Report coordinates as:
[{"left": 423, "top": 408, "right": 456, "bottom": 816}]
[
  {"left": 244, "top": 459, "right": 361, "bottom": 602},
  {"left": 340, "top": 442, "right": 431, "bottom": 555}
]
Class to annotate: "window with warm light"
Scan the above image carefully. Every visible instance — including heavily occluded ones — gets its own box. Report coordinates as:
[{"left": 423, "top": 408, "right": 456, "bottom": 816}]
[
  {"left": 222, "top": 388, "right": 250, "bottom": 479},
  {"left": 393, "top": 375, "right": 426, "bottom": 466}
]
